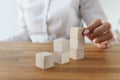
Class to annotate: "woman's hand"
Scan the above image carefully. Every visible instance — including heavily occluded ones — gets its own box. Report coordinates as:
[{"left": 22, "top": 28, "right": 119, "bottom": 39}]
[{"left": 83, "top": 19, "right": 113, "bottom": 49}]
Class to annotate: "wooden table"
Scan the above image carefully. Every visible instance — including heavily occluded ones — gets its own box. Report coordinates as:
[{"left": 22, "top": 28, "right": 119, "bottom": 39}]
[{"left": 0, "top": 42, "right": 120, "bottom": 80}]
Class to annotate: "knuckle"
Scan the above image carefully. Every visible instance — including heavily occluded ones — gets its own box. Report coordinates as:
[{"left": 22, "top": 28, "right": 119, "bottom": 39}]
[
  {"left": 110, "top": 33, "right": 113, "bottom": 39},
  {"left": 104, "top": 22, "right": 111, "bottom": 29},
  {"left": 93, "top": 31, "right": 99, "bottom": 37},
  {"left": 109, "top": 31, "right": 113, "bottom": 37},
  {"left": 96, "top": 19, "right": 102, "bottom": 24},
  {"left": 107, "top": 32, "right": 113, "bottom": 40},
  {"left": 94, "top": 29, "right": 101, "bottom": 36}
]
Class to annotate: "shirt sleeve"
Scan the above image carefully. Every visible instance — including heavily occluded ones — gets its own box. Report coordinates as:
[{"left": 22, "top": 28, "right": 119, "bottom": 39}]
[
  {"left": 80, "top": 0, "right": 107, "bottom": 25},
  {"left": 2, "top": 1, "right": 31, "bottom": 42}
]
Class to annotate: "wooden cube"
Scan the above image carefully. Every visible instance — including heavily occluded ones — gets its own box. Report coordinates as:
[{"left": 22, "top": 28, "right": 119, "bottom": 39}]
[
  {"left": 70, "top": 39, "right": 84, "bottom": 49},
  {"left": 54, "top": 52, "right": 70, "bottom": 64},
  {"left": 70, "top": 27, "right": 84, "bottom": 40},
  {"left": 54, "top": 38, "right": 70, "bottom": 53},
  {"left": 36, "top": 52, "right": 54, "bottom": 70},
  {"left": 70, "top": 48, "right": 84, "bottom": 60}
]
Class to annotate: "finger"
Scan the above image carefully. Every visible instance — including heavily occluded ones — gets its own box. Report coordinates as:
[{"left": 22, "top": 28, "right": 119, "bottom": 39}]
[
  {"left": 97, "top": 44, "right": 110, "bottom": 49},
  {"left": 101, "top": 41, "right": 112, "bottom": 49},
  {"left": 86, "top": 19, "right": 103, "bottom": 33},
  {"left": 95, "top": 42, "right": 111, "bottom": 49},
  {"left": 93, "top": 31, "right": 113, "bottom": 43},
  {"left": 84, "top": 19, "right": 103, "bottom": 41},
  {"left": 85, "top": 22, "right": 111, "bottom": 41},
  {"left": 92, "top": 22, "right": 111, "bottom": 37},
  {"left": 85, "top": 33, "right": 95, "bottom": 41}
]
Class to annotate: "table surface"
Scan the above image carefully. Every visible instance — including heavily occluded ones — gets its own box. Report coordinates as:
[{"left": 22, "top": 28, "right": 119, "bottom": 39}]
[{"left": 0, "top": 42, "right": 120, "bottom": 80}]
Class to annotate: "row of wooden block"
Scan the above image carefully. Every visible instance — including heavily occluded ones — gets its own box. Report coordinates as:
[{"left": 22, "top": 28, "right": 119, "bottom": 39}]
[
  {"left": 54, "top": 38, "right": 70, "bottom": 64},
  {"left": 36, "top": 38, "right": 70, "bottom": 70},
  {"left": 70, "top": 40, "right": 84, "bottom": 60},
  {"left": 36, "top": 50, "right": 84, "bottom": 70},
  {"left": 36, "top": 51, "right": 69, "bottom": 70},
  {"left": 70, "top": 27, "right": 84, "bottom": 60},
  {"left": 36, "top": 39, "right": 84, "bottom": 70},
  {"left": 36, "top": 27, "right": 85, "bottom": 70},
  {"left": 36, "top": 52, "right": 70, "bottom": 70}
]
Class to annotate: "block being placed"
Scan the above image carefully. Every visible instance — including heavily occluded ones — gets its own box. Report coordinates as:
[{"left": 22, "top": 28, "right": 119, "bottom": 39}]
[
  {"left": 54, "top": 52, "right": 69, "bottom": 64},
  {"left": 36, "top": 52, "right": 54, "bottom": 70},
  {"left": 70, "top": 27, "right": 84, "bottom": 40},
  {"left": 54, "top": 38, "right": 70, "bottom": 53},
  {"left": 70, "top": 48, "right": 84, "bottom": 60},
  {"left": 70, "top": 39, "right": 84, "bottom": 49}
]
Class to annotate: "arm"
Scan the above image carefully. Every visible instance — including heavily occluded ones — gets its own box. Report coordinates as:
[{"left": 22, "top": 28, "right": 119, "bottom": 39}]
[
  {"left": 80, "top": 0, "right": 106, "bottom": 24},
  {"left": 2, "top": 1, "right": 31, "bottom": 42}
]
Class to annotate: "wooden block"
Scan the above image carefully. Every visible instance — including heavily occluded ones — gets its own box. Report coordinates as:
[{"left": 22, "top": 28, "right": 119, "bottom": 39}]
[
  {"left": 70, "top": 27, "right": 84, "bottom": 40},
  {"left": 70, "top": 48, "right": 84, "bottom": 60},
  {"left": 70, "top": 39, "right": 84, "bottom": 49},
  {"left": 36, "top": 52, "right": 54, "bottom": 70},
  {"left": 54, "top": 38, "right": 70, "bottom": 53},
  {"left": 54, "top": 52, "right": 70, "bottom": 64}
]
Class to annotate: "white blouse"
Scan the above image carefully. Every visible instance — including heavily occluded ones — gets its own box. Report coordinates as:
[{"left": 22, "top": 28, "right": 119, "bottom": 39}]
[{"left": 4, "top": 0, "right": 106, "bottom": 42}]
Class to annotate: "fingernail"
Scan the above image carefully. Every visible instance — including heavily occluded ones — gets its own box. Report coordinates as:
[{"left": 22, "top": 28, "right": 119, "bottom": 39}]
[
  {"left": 84, "top": 30, "right": 89, "bottom": 35},
  {"left": 93, "top": 39, "right": 96, "bottom": 43}
]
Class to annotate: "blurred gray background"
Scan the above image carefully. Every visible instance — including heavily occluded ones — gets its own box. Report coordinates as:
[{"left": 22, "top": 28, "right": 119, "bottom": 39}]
[{"left": 0, "top": 0, "right": 119, "bottom": 40}]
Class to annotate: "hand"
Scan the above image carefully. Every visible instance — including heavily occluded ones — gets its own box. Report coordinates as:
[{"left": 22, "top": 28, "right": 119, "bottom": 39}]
[{"left": 83, "top": 19, "right": 113, "bottom": 49}]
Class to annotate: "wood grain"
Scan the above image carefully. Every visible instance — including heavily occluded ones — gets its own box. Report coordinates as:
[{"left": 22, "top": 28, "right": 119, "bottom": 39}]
[{"left": 0, "top": 42, "right": 120, "bottom": 80}]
